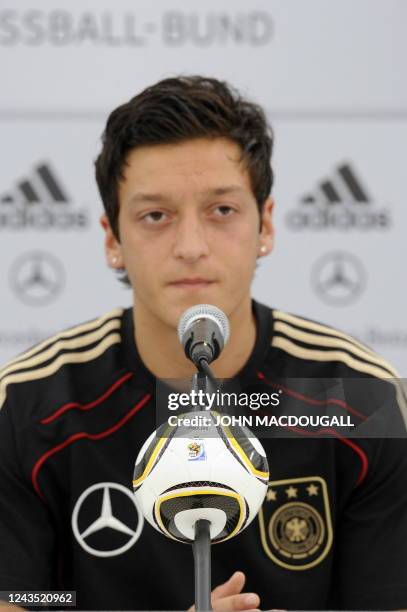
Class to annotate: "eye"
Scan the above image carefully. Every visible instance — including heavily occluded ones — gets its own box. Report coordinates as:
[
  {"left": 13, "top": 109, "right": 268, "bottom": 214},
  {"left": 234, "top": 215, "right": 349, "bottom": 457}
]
[
  {"left": 213, "top": 205, "right": 235, "bottom": 217},
  {"left": 141, "top": 210, "right": 168, "bottom": 224}
]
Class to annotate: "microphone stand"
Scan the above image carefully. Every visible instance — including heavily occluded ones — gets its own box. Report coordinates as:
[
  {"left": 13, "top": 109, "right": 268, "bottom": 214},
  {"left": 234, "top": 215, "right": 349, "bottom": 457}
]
[
  {"left": 190, "top": 358, "right": 218, "bottom": 612},
  {"left": 193, "top": 519, "right": 212, "bottom": 612}
]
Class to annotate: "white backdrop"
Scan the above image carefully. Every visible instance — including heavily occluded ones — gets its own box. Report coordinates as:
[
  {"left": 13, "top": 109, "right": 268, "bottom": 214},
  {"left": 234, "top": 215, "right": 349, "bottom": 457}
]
[{"left": 1, "top": 0, "right": 406, "bottom": 373}]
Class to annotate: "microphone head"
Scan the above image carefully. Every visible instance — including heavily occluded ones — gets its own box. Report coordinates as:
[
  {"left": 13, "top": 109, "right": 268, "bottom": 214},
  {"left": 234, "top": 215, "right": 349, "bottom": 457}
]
[{"left": 177, "top": 304, "right": 230, "bottom": 347}]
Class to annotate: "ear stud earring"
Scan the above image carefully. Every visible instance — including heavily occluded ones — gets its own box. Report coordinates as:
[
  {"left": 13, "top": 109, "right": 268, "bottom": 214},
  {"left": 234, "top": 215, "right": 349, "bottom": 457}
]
[{"left": 260, "top": 245, "right": 267, "bottom": 254}]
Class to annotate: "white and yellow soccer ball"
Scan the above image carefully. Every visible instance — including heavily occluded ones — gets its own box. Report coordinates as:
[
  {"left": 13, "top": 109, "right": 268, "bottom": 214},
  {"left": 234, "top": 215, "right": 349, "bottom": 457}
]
[{"left": 132, "top": 411, "right": 269, "bottom": 544}]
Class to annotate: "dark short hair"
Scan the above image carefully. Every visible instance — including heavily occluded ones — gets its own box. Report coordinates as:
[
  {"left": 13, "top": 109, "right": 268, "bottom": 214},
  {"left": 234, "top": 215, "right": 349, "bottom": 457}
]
[{"left": 95, "top": 75, "right": 274, "bottom": 285}]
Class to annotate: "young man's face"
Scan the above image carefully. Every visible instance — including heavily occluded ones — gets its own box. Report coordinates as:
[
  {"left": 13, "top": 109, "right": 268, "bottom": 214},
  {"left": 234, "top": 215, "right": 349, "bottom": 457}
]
[{"left": 102, "top": 137, "right": 274, "bottom": 328}]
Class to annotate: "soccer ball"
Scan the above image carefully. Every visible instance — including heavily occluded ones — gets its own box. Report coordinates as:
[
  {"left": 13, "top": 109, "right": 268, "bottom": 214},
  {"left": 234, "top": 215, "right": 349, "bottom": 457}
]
[{"left": 132, "top": 411, "right": 269, "bottom": 543}]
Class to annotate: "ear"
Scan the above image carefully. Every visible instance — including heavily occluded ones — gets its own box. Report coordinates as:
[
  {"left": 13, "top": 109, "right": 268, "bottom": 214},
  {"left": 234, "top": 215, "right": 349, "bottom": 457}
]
[
  {"left": 100, "top": 214, "right": 124, "bottom": 269},
  {"left": 258, "top": 198, "right": 275, "bottom": 257}
]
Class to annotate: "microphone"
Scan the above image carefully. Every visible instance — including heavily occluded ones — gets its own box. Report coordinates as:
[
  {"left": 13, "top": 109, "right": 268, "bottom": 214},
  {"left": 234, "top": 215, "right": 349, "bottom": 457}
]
[
  {"left": 178, "top": 304, "right": 230, "bottom": 367},
  {"left": 134, "top": 304, "right": 268, "bottom": 611}
]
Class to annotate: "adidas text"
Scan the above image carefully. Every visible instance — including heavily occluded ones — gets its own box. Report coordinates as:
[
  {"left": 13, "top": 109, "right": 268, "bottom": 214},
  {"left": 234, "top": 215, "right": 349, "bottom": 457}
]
[
  {"left": 286, "top": 207, "right": 391, "bottom": 230},
  {"left": 0, "top": 205, "right": 89, "bottom": 230}
]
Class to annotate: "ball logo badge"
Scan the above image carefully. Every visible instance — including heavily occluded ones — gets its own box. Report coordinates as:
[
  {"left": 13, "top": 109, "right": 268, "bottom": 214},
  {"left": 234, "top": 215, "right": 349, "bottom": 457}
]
[
  {"left": 259, "top": 476, "right": 333, "bottom": 570},
  {"left": 188, "top": 440, "right": 206, "bottom": 461}
]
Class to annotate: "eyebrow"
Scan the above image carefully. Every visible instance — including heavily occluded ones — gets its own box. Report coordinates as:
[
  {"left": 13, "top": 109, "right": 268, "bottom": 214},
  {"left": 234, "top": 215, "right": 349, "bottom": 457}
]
[{"left": 128, "top": 185, "right": 245, "bottom": 206}]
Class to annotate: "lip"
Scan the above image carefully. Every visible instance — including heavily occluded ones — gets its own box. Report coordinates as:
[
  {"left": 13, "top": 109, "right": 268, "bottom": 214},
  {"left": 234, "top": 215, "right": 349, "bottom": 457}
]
[{"left": 168, "top": 279, "right": 216, "bottom": 288}]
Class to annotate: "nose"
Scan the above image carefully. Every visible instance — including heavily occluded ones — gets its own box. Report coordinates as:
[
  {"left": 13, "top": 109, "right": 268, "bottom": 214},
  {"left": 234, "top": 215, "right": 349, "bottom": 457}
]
[{"left": 172, "top": 212, "right": 209, "bottom": 263}]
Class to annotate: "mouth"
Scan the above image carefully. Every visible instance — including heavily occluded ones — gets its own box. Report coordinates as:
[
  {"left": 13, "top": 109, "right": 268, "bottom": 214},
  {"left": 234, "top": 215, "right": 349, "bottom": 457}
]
[{"left": 168, "top": 278, "right": 216, "bottom": 289}]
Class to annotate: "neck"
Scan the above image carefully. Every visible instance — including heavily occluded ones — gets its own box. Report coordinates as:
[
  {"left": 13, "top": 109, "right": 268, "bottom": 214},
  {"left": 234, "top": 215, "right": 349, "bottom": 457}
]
[{"left": 133, "top": 297, "right": 256, "bottom": 380}]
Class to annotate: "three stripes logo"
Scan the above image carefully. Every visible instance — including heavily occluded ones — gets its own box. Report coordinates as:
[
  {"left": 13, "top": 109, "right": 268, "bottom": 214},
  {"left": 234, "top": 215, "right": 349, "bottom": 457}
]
[
  {"left": 286, "top": 162, "right": 391, "bottom": 231},
  {"left": 0, "top": 161, "right": 89, "bottom": 230}
]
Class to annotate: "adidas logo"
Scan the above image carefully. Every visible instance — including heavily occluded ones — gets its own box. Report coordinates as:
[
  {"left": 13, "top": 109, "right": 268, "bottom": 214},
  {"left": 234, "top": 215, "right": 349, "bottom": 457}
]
[
  {"left": 0, "top": 162, "right": 90, "bottom": 230},
  {"left": 286, "top": 162, "right": 391, "bottom": 231}
]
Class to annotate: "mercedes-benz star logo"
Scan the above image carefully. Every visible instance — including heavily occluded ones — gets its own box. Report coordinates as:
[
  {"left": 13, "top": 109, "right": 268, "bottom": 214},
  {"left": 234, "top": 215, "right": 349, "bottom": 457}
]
[
  {"left": 9, "top": 250, "right": 65, "bottom": 306},
  {"left": 311, "top": 251, "right": 366, "bottom": 306},
  {"left": 72, "top": 482, "right": 144, "bottom": 557}
]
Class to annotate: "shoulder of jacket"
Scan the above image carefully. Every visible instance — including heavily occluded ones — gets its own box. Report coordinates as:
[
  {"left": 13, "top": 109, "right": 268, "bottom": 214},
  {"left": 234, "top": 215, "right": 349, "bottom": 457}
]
[
  {"left": 271, "top": 307, "right": 400, "bottom": 379},
  {"left": 0, "top": 307, "right": 124, "bottom": 411}
]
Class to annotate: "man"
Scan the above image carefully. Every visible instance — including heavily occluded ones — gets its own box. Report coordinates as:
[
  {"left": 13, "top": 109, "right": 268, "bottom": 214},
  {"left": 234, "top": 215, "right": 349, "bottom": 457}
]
[{"left": 0, "top": 76, "right": 406, "bottom": 611}]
